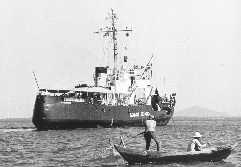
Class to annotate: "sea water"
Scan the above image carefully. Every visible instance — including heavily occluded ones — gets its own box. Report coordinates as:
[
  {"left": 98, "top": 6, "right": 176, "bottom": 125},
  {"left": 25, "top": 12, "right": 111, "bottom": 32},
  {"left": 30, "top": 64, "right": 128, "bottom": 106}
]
[{"left": 0, "top": 118, "right": 240, "bottom": 167}]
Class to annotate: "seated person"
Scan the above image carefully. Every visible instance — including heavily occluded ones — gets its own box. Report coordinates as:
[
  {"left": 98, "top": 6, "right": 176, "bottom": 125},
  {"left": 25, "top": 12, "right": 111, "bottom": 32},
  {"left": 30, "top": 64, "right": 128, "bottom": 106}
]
[{"left": 187, "top": 132, "right": 207, "bottom": 152}]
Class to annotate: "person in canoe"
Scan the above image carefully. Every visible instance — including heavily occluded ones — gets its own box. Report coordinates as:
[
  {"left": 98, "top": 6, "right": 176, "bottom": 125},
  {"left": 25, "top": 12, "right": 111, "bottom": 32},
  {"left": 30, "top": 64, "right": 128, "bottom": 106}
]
[
  {"left": 187, "top": 132, "right": 207, "bottom": 152},
  {"left": 144, "top": 114, "right": 160, "bottom": 151}
]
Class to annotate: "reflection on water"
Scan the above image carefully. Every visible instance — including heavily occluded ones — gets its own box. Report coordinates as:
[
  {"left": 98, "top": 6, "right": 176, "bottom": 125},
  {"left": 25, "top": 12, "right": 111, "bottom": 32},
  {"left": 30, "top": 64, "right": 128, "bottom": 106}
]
[
  {"left": 0, "top": 118, "right": 240, "bottom": 166},
  {"left": 1, "top": 128, "right": 35, "bottom": 133}
]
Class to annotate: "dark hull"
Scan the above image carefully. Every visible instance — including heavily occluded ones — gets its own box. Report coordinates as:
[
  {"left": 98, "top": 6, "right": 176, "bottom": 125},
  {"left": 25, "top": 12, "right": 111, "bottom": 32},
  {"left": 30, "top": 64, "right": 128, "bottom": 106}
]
[
  {"left": 32, "top": 94, "right": 174, "bottom": 130},
  {"left": 114, "top": 145, "right": 233, "bottom": 165}
]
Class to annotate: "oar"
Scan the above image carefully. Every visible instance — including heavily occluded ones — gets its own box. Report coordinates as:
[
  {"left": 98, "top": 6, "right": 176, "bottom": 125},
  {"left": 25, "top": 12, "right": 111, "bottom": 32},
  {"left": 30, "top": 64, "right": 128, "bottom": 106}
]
[
  {"left": 108, "top": 138, "right": 120, "bottom": 156},
  {"left": 129, "top": 131, "right": 145, "bottom": 139},
  {"left": 121, "top": 131, "right": 145, "bottom": 146},
  {"left": 171, "top": 117, "right": 183, "bottom": 139},
  {"left": 171, "top": 117, "right": 177, "bottom": 132}
]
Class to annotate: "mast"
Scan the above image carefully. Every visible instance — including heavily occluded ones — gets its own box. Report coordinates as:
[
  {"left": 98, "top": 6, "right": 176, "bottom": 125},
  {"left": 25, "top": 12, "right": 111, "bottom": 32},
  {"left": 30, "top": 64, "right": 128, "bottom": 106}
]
[
  {"left": 110, "top": 9, "right": 118, "bottom": 75},
  {"left": 95, "top": 9, "right": 132, "bottom": 90}
]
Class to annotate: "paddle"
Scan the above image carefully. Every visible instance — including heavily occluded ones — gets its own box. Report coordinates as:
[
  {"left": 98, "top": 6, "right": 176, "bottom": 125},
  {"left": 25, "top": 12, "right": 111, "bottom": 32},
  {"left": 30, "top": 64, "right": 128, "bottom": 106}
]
[
  {"left": 129, "top": 131, "right": 145, "bottom": 139},
  {"left": 171, "top": 117, "right": 177, "bottom": 132},
  {"left": 120, "top": 131, "right": 145, "bottom": 146},
  {"left": 108, "top": 138, "right": 120, "bottom": 156}
]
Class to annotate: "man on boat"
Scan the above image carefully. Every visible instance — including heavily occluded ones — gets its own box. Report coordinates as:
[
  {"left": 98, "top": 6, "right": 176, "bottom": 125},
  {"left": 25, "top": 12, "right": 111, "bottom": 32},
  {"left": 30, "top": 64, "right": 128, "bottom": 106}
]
[
  {"left": 144, "top": 115, "right": 160, "bottom": 151},
  {"left": 151, "top": 89, "right": 161, "bottom": 111},
  {"left": 187, "top": 132, "right": 207, "bottom": 152}
]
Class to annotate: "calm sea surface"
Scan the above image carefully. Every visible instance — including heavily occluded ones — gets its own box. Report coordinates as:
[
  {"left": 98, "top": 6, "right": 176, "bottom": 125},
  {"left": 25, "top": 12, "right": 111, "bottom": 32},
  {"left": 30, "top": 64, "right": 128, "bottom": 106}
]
[{"left": 0, "top": 118, "right": 240, "bottom": 167}]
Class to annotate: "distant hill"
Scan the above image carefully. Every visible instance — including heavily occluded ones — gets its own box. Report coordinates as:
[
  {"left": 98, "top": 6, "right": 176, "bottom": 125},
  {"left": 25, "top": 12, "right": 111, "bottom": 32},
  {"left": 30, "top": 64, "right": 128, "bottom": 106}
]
[{"left": 174, "top": 106, "right": 230, "bottom": 118}]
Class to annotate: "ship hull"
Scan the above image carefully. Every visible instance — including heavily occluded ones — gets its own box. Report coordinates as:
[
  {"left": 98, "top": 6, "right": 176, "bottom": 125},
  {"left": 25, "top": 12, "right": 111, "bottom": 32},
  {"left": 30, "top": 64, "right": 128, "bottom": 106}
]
[{"left": 32, "top": 95, "right": 174, "bottom": 130}]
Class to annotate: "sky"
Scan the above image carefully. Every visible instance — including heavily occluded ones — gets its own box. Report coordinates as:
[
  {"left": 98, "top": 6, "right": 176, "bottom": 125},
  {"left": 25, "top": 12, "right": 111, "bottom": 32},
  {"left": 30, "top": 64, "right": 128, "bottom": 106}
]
[{"left": 0, "top": 0, "right": 240, "bottom": 118}]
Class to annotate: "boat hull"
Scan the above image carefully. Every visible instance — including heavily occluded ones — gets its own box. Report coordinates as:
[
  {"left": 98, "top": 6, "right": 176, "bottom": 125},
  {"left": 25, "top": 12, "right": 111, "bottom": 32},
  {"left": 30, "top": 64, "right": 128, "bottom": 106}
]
[
  {"left": 114, "top": 145, "right": 233, "bottom": 165},
  {"left": 32, "top": 94, "right": 174, "bottom": 130}
]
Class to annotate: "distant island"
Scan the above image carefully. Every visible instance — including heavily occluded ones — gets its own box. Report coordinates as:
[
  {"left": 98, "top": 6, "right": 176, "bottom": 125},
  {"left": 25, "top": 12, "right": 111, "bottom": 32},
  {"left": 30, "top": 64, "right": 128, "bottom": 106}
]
[{"left": 174, "top": 106, "right": 231, "bottom": 118}]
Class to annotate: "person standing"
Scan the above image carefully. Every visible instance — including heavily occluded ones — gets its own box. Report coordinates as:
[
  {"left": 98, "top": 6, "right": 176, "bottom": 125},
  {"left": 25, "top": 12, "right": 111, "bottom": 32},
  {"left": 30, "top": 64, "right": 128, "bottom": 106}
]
[
  {"left": 144, "top": 115, "right": 160, "bottom": 151},
  {"left": 151, "top": 89, "right": 162, "bottom": 111}
]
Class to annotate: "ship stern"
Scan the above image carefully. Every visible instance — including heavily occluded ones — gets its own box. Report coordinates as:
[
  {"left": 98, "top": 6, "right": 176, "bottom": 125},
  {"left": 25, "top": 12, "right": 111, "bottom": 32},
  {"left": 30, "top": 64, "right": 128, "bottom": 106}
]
[{"left": 32, "top": 94, "right": 46, "bottom": 130}]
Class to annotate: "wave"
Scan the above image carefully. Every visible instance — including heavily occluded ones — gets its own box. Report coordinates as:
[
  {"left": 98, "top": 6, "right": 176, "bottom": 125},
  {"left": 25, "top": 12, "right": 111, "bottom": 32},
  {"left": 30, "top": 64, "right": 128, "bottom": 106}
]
[{"left": 0, "top": 128, "right": 36, "bottom": 133}]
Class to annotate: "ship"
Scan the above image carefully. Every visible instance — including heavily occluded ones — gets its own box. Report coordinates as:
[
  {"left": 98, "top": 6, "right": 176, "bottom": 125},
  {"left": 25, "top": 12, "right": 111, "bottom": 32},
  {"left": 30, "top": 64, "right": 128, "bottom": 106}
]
[{"left": 32, "top": 9, "right": 176, "bottom": 130}]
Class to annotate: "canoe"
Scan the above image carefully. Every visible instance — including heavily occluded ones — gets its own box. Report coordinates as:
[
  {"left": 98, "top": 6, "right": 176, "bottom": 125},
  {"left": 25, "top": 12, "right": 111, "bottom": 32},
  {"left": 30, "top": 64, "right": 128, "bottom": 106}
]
[{"left": 114, "top": 144, "right": 234, "bottom": 165}]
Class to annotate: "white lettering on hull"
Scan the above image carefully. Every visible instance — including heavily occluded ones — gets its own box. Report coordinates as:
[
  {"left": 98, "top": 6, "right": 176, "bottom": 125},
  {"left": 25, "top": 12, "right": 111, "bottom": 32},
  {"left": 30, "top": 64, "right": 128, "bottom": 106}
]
[{"left": 129, "top": 112, "right": 150, "bottom": 118}]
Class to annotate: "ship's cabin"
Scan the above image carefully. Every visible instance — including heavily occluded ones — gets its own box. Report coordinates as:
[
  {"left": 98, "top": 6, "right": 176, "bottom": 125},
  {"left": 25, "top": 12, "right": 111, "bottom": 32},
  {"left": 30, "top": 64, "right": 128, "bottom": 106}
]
[
  {"left": 62, "top": 87, "right": 131, "bottom": 106},
  {"left": 38, "top": 87, "right": 175, "bottom": 107}
]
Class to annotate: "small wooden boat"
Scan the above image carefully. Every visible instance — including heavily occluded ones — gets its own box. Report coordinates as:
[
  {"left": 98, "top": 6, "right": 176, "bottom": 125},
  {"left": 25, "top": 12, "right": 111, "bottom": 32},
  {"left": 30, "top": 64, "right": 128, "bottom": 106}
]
[{"left": 114, "top": 144, "right": 234, "bottom": 165}]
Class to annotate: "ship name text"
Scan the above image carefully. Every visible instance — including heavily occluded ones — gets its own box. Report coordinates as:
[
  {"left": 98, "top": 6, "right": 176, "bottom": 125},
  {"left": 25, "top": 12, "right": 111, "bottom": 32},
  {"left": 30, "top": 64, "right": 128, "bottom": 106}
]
[{"left": 129, "top": 112, "right": 150, "bottom": 118}]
